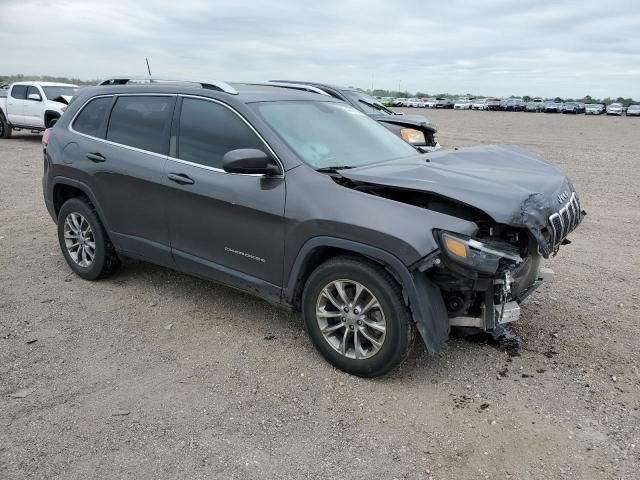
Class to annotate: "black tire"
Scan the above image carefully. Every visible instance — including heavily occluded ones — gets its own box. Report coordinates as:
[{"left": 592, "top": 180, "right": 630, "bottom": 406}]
[
  {"left": 46, "top": 116, "right": 59, "bottom": 128},
  {"left": 57, "top": 197, "right": 120, "bottom": 280},
  {"left": 0, "top": 114, "right": 12, "bottom": 138},
  {"left": 302, "top": 256, "right": 415, "bottom": 377}
]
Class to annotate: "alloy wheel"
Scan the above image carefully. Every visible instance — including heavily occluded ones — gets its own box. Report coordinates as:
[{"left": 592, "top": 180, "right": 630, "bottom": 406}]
[
  {"left": 63, "top": 212, "right": 96, "bottom": 267},
  {"left": 315, "top": 279, "right": 387, "bottom": 359}
]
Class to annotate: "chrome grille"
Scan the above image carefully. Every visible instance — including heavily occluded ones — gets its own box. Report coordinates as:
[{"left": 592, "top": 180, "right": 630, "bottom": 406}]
[{"left": 548, "top": 192, "right": 583, "bottom": 252}]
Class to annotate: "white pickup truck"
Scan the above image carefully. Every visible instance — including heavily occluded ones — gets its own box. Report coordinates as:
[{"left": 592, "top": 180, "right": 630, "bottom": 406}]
[{"left": 0, "top": 81, "right": 79, "bottom": 138}]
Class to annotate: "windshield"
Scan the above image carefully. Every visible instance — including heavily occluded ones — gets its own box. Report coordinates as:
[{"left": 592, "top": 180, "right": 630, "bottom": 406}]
[
  {"left": 253, "top": 101, "right": 417, "bottom": 169},
  {"left": 42, "top": 86, "right": 78, "bottom": 100},
  {"left": 343, "top": 90, "right": 392, "bottom": 115}
]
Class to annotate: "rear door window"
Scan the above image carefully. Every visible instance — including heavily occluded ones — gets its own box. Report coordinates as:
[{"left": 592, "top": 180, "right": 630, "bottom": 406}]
[
  {"left": 106, "top": 96, "right": 174, "bottom": 154},
  {"left": 177, "top": 98, "right": 264, "bottom": 169},
  {"left": 73, "top": 97, "right": 113, "bottom": 138},
  {"left": 10, "top": 85, "right": 27, "bottom": 99}
]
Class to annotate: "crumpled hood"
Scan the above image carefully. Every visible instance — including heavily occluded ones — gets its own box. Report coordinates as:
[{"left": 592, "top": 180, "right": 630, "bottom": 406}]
[{"left": 340, "top": 144, "right": 578, "bottom": 256}]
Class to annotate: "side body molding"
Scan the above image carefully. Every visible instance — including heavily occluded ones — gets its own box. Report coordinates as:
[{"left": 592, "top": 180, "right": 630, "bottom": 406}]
[{"left": 284, "top": 237, "right": 449, "bottom": 354}]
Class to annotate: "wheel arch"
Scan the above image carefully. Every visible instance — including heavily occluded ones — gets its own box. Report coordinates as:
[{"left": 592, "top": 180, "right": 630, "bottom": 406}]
[
  {"left": 284, "top": 236, "right": 449, "bottom": 354},
  {"left": 51, "top": 177, "right": 113, "bottom": 235},
  {"left": 44, "top": 110, "right": 61, "bottom": 127}
]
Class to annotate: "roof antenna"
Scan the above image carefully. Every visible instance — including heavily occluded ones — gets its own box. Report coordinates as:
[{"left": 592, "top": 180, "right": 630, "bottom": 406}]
[{"left": 145, "top": 58, "right": 152, "bottom": 76}]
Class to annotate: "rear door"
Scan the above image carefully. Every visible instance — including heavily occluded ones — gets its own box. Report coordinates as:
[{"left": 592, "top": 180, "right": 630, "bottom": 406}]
[
  {"left": 7, "top": 85, "right": 27, "bottom": 124},
  {"left": 71, "top": 94, "right": 176, "bottom": 266},
  {"left": 164, "top": 96, "right": 286, "bottom": 302}
]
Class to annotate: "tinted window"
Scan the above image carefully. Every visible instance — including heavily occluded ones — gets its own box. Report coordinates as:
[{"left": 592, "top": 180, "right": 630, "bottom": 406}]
[
  {"left": 178, "top": 98, "right": 264, "bottom": 169},
  {"left": 107, "top": 96, "right": 173, "bottom": 154},
  {"left": 73, "top": 97, "right": 113, "bottom": 137},
  {"left": 11, "top": 85, "right": 27, "bottom": 99}
]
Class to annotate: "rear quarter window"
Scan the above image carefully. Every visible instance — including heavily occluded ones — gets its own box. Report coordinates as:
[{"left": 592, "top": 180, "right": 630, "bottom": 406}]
[
  {"left": 106, "top": 96, "right": 174, "bottom": 154},
  {"left": 72, "top": 97, "right": 113, "bottom": 137}
]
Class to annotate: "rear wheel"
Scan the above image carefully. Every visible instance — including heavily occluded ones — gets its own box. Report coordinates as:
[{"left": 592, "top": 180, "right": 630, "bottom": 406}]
[
  {"left": 0, "top": 115, "right": 12, "bottom": 138},
  {"left": 57, "top": 197, "right": 120, "bottom": 280},
  {"left": 302, "top": 256, "right": 415, "bottom": 377}
]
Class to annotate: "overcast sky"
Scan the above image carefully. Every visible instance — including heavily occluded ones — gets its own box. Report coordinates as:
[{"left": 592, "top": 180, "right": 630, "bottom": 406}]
[{"left": 1, "top": 0, "right": 638, "bottom": 98}]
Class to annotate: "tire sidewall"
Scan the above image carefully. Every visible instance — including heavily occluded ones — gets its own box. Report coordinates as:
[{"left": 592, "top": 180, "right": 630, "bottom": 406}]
[
  {"left": 302, "top": 260, "right": 411, "bottom": 377},
  {"left": 57, "top": 198, "right": 109, "bottom": 280}
]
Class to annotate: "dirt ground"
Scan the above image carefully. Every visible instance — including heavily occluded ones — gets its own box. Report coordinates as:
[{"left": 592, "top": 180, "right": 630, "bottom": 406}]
[{"left": 1, "top": 109, "right": 638, "bottom": 479}]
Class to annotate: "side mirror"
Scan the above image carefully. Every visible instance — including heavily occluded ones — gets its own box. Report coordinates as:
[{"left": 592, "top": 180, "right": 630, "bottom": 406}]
[
  {"left": 28, "top": 93, "right": 42, "bottom": 101},
  {"left": 223, "top": 149, "right": 280, "bottom": 175}
]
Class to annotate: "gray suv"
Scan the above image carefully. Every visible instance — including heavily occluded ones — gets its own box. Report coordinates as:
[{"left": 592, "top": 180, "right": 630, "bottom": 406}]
[{"left": 42, "top": 76, "right": 585, "bottom": 377}]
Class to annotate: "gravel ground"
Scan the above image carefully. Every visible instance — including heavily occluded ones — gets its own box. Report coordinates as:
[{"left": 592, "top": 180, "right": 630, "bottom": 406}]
[{"left": 1, "top": 110, "right": 638, "bottom": 479}]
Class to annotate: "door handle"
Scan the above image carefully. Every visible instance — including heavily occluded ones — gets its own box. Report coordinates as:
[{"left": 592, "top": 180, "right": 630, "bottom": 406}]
[
  {"left": 86, "top": 152, "right": 106, "bottom": 163},
  {"left": 167, "top": 173, "right": 195, "bottom": 185}
]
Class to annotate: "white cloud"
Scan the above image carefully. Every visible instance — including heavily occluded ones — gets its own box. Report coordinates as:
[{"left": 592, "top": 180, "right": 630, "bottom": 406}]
[{"left": 1, "top": 0, "right": 638, "bottom": 98}]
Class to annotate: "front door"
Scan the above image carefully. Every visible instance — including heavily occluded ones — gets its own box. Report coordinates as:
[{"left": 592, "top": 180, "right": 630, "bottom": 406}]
[
  {"left": 164, "top": 97, "right": 286, "bottom": 302},
  {"left": 23, "top": 85, "right": 43, "bottom": 127}
]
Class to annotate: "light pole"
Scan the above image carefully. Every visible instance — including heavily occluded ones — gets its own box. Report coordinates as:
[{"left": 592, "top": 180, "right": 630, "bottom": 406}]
[{"left": 398, "top": 80, "right": 402, "bottom": 94}]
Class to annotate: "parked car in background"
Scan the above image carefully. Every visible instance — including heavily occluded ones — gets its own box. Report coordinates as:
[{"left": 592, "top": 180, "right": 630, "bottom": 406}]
[
  {"left": 453, "top": 98, "right": 473, "bottom": 110},
  {"left": 544, "top": 101, "right": 563, "bottom": 113},
  {"left": 405, "top": 98, "right": 423, "bottom": 108},
  {"left": 472, "top": 98, "right": 487, "bottom": 110},
  {"left": 380, "top": 97, "right": 395, "bottom": 107},
  {"left": 0, "top": 81, "right": 79, "bottom": 138},
  {"left": 434, "top": 97, "right": 454, "bottom": 109},
  {"left": 393, "top": 98, "right": 408, "bottom": 107},
  {"left": 585, "top": 103, "right": 606, "bottom": 115},
  {"left": 423, "top": 98, "right": 438, "bottom": 108},
  {"left": 525, "top": 100, "right": 545, "bottom": 112},
  {"left": 485, "top": 98, "right": 502, "bottom": 111},
  {"left": 606, "top": 103, "right": 625, "bottom": 116},
  {"left": 626, "top": 104, "right": 640, "bottom": 117},
  {"left": 562, "top": 102, "right": 585, "bottom": 114},
  {"left": 271, "top": 81, "right": 439, "bottom": 151},
  {"left": 42, "top": 75, "right": 584, "bottom": 377},
  {"left": 503, "top": 98, "right": 525, "bottom": 111}
]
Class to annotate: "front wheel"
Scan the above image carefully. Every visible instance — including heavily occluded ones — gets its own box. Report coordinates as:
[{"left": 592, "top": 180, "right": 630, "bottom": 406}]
[{"left": 302, "top": 256, "right": 415, "bottom": 377}]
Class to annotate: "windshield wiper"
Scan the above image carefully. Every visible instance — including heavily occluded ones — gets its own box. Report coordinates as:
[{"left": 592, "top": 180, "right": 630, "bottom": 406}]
[
  {"left": 315, "top": 165, "right": 354, "bottom": 173},
  {"left": 358, "top": 99, "right": 393, "bottom": 115}
]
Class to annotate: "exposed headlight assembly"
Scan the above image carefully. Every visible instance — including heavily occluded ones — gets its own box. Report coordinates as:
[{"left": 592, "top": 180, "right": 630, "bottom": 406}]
[{"left": 438, "top": 231, "right": 523, "bottom": 274}]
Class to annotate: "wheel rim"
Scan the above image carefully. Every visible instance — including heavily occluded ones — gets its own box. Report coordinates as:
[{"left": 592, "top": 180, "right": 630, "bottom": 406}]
[
  {"left": 63, "top": 212, "right": 96, "bottom": 267},
  {"left": 315, "top": 279, "right": 387, "bottom": 360}
]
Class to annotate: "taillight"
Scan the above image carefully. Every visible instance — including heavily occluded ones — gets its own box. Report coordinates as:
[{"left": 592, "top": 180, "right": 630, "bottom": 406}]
[{"left": 42, "top": 128, "right": 51, "bottom": 146}]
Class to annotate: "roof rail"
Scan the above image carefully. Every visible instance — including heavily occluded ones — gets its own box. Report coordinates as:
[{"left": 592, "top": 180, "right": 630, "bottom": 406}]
[
  {"left": 241, "top": 81, "right": 330, "bottom": 96},
  {"left": 98, "top": 76, "right": 238, "bottom": 95}
]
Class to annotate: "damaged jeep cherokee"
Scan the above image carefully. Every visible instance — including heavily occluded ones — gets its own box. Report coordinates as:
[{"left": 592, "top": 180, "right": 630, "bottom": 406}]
[{"left": 42, "top": 76, "right": 585, "bottom": 377}]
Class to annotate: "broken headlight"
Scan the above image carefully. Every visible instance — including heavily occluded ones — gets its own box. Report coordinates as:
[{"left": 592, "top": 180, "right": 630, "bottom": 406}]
[
  {"left": 437, "top": 231, "right": 522, "bottom": 274},
  {"left": 400, "top": 128, "right": 426, "bottom": 145}
]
